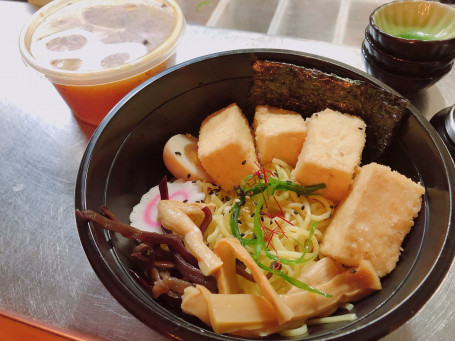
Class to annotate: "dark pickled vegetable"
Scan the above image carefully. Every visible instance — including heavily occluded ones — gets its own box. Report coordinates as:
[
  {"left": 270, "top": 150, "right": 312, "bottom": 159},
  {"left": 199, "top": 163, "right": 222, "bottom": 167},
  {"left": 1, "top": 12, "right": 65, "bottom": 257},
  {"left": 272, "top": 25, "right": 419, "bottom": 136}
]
[{"left": 75, "top": 207, "right": 218, "bottom": 297}]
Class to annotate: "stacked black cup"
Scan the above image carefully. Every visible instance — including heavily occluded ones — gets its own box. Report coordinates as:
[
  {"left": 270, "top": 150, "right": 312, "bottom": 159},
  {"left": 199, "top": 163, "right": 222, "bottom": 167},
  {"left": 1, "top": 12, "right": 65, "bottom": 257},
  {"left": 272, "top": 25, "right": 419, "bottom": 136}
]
[{"left": 362, "top": 1, "right": 455, "bottom": 96}]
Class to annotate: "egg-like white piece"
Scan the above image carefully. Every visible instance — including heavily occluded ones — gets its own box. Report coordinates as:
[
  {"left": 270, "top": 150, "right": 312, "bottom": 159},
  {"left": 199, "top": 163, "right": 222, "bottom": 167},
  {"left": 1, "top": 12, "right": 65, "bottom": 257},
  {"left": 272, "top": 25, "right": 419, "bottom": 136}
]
[
  {"left": 129, "top": 180, "right": 205, "bottom": 233},
  {"left": 163, "top": 134, "right": 212, "bottom": 182}
]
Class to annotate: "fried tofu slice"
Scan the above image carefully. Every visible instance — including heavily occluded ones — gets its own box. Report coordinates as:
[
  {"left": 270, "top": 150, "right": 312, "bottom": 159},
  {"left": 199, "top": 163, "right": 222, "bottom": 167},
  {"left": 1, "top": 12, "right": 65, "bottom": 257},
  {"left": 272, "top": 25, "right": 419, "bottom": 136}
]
[
  {"left": 292, "top": 109, "right": 366, "bottom": 202},
  {"left": 320, "top": 163, "right": 425, "bottom": 277},
  {"left": 198, "top": 104, "right": 258, "bottom": 191},
  {"left": 253, "top": 105, "right": 307, "bottom": 167}
]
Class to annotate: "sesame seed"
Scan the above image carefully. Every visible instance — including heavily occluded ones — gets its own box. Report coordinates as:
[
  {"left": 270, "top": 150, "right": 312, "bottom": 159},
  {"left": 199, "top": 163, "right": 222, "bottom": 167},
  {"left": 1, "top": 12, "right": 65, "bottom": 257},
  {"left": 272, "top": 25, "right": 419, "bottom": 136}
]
[
  {"left": 241, "top": 160, "right": 246, "bottom": 165},
  {"left": 187, "top": 174, "right": 191, "bottom": 179},
  {"left": 174, "top": 151, "right": 182, "bottom": 156},
  {"left": 293, "top": 210, "right": 298, "bottom": 215}
]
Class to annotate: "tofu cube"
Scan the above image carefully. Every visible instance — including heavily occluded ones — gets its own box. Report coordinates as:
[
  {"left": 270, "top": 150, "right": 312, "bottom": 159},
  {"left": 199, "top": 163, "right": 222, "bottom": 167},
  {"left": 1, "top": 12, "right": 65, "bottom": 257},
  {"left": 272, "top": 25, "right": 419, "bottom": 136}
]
[
  {"left": 253, "top": 105, "right": 307, "bottom": 167},
  {"left": 320, "top": 163, "right": 425, "bottom": 277},
  {"left": 198, "top": 103, "right": 258, "bottom": 191},
  {"left": 292, "top": 109, "right": 366, "bottom": 202}
]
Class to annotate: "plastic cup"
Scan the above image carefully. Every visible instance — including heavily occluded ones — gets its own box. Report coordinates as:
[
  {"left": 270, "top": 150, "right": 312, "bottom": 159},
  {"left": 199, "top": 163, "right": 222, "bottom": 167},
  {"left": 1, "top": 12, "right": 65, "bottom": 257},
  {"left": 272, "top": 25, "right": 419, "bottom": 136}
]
[{"left": 19, "top": 0, "right": 185, "bottom": 126}]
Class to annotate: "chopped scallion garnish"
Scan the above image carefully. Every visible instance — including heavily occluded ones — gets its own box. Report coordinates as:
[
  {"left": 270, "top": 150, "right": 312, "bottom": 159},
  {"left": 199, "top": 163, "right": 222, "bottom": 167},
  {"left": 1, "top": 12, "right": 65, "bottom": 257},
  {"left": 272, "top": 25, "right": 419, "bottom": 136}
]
[{"left": 230, "top": 169, "right": 330, "bottom": 297}]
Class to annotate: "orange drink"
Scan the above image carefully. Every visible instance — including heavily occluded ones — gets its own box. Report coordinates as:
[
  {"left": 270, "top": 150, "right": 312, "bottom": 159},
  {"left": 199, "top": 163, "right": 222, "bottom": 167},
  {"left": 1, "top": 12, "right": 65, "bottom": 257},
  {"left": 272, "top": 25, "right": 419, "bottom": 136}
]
[{"left": 19, "top": 0, "right": 185, "bottom": 126}]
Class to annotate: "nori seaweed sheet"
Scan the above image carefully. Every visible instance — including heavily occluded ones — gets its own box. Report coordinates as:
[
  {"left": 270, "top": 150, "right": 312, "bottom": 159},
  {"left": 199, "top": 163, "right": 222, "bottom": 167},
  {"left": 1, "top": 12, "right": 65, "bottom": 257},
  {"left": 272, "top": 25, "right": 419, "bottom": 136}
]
[{"left": 250, "top": 60, "right": 409, "bottom": 163}]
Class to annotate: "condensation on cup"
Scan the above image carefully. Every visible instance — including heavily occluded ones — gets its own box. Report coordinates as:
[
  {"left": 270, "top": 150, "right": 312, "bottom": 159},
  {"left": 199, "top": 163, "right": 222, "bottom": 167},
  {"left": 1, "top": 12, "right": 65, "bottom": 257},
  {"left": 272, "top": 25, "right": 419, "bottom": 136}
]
[{"left": 19, "top": 0, "right": 185, "bottom": 126}]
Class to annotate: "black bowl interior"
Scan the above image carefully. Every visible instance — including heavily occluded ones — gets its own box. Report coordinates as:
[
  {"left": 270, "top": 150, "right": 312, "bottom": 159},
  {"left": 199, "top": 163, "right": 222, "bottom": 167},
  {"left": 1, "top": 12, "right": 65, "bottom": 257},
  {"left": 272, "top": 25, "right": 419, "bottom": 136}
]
[{"left": 75, "top": 49, "right": 455, "bottom": 341}]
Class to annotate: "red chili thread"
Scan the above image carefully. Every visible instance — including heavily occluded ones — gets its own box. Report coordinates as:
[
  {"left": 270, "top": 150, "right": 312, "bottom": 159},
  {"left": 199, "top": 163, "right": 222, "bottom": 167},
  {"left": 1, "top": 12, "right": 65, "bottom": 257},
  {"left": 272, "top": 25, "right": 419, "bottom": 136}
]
[
  {"left": 274, "top": 219, "right": 287, "bottom": 238},
  {"left": 259, "top": 210, "right": 282, "bottom": 268},
  {"left": 248, "top": 162, "right": 277, "bottom": 210}
]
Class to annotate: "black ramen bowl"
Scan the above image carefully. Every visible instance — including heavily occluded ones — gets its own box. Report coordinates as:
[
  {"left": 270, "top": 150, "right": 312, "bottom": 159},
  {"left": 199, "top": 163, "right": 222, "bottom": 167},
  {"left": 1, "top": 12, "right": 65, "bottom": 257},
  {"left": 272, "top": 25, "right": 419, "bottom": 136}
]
[{"left": 75, "top": 49, "right": 455, "bottom": 341}]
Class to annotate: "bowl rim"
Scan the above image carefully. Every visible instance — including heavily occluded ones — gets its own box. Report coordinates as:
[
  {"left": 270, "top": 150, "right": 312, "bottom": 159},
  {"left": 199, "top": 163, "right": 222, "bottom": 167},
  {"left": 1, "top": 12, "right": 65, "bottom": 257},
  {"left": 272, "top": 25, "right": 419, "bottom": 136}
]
[
  {"left": 75, "top": 48, "right": 455, "bottom": 341},
  {"left": 369, "top": 0, "right": 455, "bottom": 45}
]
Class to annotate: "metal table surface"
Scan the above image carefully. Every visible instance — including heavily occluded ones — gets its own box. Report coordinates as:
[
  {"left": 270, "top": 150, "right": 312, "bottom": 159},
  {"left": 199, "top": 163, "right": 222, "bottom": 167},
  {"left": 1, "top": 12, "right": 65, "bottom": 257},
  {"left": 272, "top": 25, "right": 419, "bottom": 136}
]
[{"left": 1, "top": 1, "right": 454, "bottom": 340}]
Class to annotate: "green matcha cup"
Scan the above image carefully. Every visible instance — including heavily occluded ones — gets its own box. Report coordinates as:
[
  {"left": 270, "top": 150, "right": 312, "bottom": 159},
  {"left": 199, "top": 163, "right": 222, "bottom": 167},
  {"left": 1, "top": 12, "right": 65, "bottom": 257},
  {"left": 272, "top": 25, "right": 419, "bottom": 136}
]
[{"left": 367, "top": 0, "right": 455, "bottom": 62}]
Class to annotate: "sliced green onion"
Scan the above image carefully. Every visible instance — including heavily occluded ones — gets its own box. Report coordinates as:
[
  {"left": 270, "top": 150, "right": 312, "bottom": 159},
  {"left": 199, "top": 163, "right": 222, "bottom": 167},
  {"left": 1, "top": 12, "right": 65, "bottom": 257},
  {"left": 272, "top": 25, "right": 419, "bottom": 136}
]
[{"left": 229, "top": 172, "right": 330, "bottom": 296}]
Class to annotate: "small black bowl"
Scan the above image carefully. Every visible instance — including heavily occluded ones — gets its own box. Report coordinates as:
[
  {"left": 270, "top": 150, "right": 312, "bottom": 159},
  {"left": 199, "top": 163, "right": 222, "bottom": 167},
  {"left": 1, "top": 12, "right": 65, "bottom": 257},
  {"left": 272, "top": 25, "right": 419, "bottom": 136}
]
[
  {"left": 363, "top": 29, "right": 453, "bottom": 77},
  {"left": 75, "top": 49, "right": 455, "bottom": 341},
  {"left": 368, "top": 1, "right": 455, "bottom": 62},
  {"left": 361, "top": 44, "right": 453, "bottom": 95}
]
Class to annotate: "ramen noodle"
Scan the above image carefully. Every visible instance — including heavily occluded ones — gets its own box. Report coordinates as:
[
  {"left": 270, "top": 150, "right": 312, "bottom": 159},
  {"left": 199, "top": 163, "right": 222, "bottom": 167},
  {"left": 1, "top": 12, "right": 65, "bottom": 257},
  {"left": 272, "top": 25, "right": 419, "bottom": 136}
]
[{"left": 198, "top": 158, "right": 334, "bottom": 295}]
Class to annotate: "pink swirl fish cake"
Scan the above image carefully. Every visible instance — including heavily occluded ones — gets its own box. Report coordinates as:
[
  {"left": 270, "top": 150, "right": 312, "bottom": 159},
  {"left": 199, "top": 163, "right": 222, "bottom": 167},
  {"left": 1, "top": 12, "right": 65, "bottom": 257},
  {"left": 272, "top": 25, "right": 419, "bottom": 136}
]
[{"left": 129, "top": 181, "right": 205, "bottom": 233}]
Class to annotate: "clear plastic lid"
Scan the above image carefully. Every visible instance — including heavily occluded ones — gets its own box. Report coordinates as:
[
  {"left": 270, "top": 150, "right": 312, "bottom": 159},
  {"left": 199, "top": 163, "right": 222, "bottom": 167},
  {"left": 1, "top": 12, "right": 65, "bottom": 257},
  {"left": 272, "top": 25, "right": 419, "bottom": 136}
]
[{"left": 19, "top": 0, "right": 185, "bottom": 85}]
